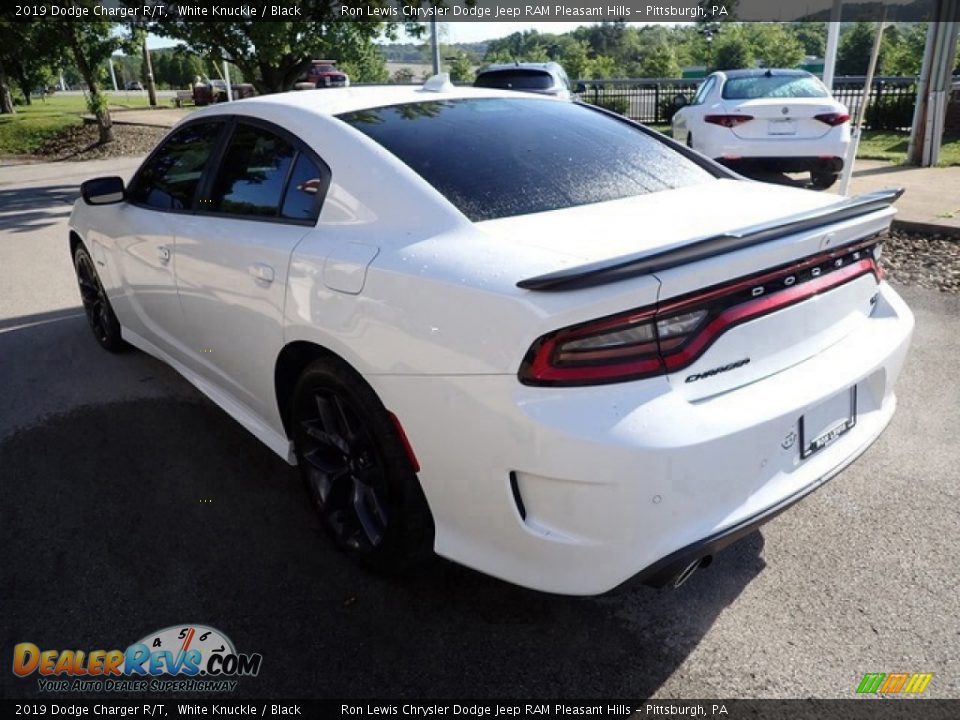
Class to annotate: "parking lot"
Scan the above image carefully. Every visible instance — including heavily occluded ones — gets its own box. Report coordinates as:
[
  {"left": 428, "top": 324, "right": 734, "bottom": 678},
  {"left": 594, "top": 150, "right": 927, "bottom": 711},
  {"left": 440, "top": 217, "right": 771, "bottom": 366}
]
[{"left": 1, "top": 157, "right": 958, "bottom": 699}]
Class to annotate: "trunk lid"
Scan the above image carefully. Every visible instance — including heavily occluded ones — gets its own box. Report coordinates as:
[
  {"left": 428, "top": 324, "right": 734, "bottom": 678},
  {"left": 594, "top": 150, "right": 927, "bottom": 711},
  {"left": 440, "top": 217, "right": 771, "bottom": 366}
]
[
  {"left": 479, "top": 179, "right": 896, "bottom": 396},
  {"left": 725, "top": 97, "right": 842, "bottom": 141}
]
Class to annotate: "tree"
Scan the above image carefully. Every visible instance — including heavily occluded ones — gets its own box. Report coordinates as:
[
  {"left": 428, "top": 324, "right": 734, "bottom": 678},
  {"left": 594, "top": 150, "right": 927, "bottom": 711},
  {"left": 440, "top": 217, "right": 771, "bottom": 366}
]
[
  {"left": 837, "top": 22, "right": 885, "bottom": 76},
  {"left": 0, "top": 23, "right": 58, "bottom": 107},
  {"left": 589, "top": 55, "right": 617, "bottom": 79},
  {"left": 745, "top": 24, "right": 804, "bottom": 68},
  {"left": 392, "top": 67, "right": 415, "bottom": 83},
  {"left": 556, "top": 39, "right": 591, "bottom": 81},
  {"left": 882, "top": 23, "right": 927, "bottom": 76},
  {"left": 0, "top": 58, "right": 14, "bottom": 114},
  {"left": 712, "top": 33, "right": 754, "bottom": 71},
  {"left": 153, "top": 3, "right": 392, "bottom": 94},
  {"left": 51, "top": 8, "right": 119, "bottom": 143},
  {"left": 790, "top": 22, "right": 827, "bottom": 57},
  {"left": 447, "top": 52, "right": 473, "bottom": 83},
  {"left": 637, "top": 44, "right": 681, "bottom": 78}
]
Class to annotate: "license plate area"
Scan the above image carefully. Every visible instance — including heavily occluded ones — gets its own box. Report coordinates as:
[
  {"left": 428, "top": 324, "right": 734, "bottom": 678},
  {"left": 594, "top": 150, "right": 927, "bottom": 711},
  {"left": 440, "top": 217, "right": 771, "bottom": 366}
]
[
  {"left": 800, "top": 386, "right": 857, "bottom": 459},
  {"left": 767, "top": 118, "right": 797, "bottom": 135}
]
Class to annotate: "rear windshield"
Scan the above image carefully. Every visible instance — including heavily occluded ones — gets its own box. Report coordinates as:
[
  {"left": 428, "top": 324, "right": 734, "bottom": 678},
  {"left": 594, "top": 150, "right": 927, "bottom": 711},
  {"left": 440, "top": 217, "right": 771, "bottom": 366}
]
[
  {"left": 475, "top": 70, "right": 554, "bottom": 91},
  {"left": 338, "top": 98, "right": 715, "bottom": 222},
  {"left": 722, "top": 75, "right": 829, "bottom": 100}
]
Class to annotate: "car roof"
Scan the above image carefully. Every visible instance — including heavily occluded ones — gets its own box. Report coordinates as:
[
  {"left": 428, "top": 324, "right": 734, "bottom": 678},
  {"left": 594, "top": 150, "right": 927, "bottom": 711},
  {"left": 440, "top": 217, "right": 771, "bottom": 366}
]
[
  {"left": 720, "top": 68, "right": 813, "bottom": 79},
  {"left": 479, "top": 62, "right": 561, "bottom": 74},
  {"left": 186, "top": 84, "right": 558, "bottom": 119}
]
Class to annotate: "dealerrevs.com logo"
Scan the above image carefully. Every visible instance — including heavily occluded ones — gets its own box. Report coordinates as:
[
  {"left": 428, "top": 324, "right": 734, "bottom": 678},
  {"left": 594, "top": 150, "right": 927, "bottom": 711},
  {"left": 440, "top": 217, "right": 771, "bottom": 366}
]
[{"left": 13, "top": 625, "right": 262, "bottom": 693}]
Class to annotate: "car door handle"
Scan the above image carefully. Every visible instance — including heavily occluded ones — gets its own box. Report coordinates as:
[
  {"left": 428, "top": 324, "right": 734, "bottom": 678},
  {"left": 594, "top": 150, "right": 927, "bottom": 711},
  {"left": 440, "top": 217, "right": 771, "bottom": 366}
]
[
  {"left": 158, "top": 246, "right": 171, "bottom": 264},
  {"left": 249, "top": 263, "right": 274, "bottom": 283}
]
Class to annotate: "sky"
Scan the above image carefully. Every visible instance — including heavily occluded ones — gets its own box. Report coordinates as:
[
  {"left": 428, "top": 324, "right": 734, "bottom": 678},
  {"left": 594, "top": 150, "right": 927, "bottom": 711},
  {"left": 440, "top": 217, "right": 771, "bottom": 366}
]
[
  {"left": 145, "top": 21, "right": 673, "bottom": 49},
  {"left": 439, "top": 22, "right": 594, "bottom": 43}
]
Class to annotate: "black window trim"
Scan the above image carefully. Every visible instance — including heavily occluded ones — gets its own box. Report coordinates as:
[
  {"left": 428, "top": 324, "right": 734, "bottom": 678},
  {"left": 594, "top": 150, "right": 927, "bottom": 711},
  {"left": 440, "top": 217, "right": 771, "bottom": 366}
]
[
  {"left": 125, "top": 117, "right": 228, "bottom": 215},
  {"left": 125, "top": 115, "right": 332, "bottom": 227}
]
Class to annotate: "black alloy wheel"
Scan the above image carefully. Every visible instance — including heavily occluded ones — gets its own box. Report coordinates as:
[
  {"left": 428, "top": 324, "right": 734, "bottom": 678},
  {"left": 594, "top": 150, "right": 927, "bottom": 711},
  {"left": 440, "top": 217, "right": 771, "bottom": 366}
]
[
  {"left": 73, "top": 244, "right": 127, "bottom": 352},
  {"left": 292, "top": 358, "right": 434, "bottom": 572}
]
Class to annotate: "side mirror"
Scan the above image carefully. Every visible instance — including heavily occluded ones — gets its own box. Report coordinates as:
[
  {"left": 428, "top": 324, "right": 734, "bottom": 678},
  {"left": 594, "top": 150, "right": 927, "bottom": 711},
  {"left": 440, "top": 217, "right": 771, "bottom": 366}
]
[
  {"left": 80, "top": 176, "right": 125, "bottom": 205},
  {"left": 575, "top": 82, "right": 586, "bottom": 94},
  {"left": 672, "top": 94, "right": 689, "bottom": 108}
]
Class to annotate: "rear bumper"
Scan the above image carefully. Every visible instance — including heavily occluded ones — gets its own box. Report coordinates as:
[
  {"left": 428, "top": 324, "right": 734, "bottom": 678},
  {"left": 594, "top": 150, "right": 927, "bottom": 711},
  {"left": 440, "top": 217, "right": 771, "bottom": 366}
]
[
  {"left": 371, "top": 282, "right": 914, "bottom": 595},
  {"left": 719, "top": 156, "right": 844, "bottom": 174},
  {"left": 696, "top": 125, "right": 849, "bottom": 168},
  {"left": 636, "top": 419, "right": 882, "bottom": 588}
]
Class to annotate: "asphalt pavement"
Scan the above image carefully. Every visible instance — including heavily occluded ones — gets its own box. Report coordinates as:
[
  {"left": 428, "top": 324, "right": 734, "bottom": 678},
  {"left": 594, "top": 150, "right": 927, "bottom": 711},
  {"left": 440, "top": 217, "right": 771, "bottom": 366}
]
[{"left": 1, "top": 158, "right": 958, "bottom": 700}]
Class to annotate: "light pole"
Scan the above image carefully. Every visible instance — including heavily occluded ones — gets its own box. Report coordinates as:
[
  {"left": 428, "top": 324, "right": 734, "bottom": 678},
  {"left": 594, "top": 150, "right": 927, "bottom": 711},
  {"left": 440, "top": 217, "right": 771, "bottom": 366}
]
[{"left": 430, "top": 20, "right": 441, "bottom": 76}]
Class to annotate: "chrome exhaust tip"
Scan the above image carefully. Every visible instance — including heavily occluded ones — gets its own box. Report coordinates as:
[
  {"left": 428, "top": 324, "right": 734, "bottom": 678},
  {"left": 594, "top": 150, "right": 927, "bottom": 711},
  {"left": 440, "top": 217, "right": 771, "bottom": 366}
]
[{"left": 672, "top": 556, "right": 708, "bottom": 588}]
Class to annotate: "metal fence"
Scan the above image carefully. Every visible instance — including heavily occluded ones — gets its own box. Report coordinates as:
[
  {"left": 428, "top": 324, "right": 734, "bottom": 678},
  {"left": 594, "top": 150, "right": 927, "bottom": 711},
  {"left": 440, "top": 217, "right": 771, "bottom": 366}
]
[{"left": 572, "top": 75, "right": 920, "bottom": 130}]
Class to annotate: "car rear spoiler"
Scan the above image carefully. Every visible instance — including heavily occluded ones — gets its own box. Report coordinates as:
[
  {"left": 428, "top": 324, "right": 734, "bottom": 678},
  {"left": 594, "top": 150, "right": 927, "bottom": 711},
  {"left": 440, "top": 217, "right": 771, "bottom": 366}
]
[{"left": 516, "top": 188, "right": 904, "bottom": 292}]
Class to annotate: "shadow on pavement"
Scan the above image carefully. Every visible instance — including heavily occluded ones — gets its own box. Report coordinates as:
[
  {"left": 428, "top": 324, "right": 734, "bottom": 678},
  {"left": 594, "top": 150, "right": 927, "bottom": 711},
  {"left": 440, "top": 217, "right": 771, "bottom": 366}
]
[
  {"left": 0, "top": 319, "right": 767, "bottom": 700},
  {"left": 0, "top": 183, "right": 79, "bottom": 234},
  {"left": 0, "top": 306, "right": 85, "bottom": 332}
]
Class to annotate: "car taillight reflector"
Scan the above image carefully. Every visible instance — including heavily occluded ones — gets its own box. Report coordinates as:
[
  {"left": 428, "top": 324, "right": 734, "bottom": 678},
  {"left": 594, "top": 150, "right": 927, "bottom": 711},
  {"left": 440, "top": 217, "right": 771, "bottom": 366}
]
[
  {"left": 814, "top": 112, "right": 850, "bottom": 126},
  {"left": 704, "top": 114, "right": 754, "bottom": 128},
  {"left": 519, "top": 240, "right": 882, "bottom": 387}
]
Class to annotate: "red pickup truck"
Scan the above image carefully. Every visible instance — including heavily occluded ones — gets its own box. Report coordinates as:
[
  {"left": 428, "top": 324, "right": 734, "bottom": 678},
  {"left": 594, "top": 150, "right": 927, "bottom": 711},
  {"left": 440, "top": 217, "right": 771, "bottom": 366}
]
[{"left": 305, "top": 60, "right": 350, "bottom": 88}]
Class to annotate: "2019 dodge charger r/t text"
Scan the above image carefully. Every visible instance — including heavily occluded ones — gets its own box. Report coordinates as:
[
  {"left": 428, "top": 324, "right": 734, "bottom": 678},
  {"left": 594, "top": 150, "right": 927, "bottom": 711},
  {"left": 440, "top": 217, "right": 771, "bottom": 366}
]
[
  {"left": 671, "top": 69, "right": 851, "bottom": 189},
  {"left": 69, "top": 79, "right": 913, "bottom": 595}
]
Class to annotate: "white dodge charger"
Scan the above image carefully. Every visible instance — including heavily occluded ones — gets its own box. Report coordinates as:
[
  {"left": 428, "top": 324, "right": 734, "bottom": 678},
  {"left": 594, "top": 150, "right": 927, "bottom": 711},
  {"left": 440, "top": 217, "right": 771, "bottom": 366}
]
[{"left": 68, "top": 80, "right": 913, "bottom": 595}]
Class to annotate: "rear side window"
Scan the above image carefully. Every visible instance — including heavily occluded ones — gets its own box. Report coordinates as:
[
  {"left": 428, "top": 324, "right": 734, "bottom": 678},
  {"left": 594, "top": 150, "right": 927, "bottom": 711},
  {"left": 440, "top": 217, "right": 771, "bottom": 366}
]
[
  {"left": 691, "top": 77, "right": 715, "bottom": 105},
  {"left": 339, "top": 98, "right": 715, "bottom": 222},
  {"left": 207, "top": 124, "right": 295, "bottom": 217},
  {"left": 722, "top": 75, "right": 829, "bottom": 100},
  {"left": 128, "top": 122, "right": 223, "bottom": 210},
  {"left": 281, "top": 153, "right": 326, "bottom": 221},
  {"left": 475, "top": 71, "right": 553, "bottom": 91}
]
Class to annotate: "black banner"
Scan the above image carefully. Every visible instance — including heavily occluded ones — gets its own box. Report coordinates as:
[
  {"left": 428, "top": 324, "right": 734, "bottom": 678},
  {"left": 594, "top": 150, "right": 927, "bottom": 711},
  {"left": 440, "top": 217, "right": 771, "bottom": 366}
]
[{"left": 0, "top": 0, "right": 937, "bottom": 23}]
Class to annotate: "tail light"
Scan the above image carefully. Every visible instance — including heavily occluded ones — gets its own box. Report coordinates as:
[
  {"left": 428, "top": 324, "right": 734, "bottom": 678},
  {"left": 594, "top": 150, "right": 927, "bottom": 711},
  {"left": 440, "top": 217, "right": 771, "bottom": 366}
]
[
  {"left": 519, "top": 239, "right": 883, "bottom": 387},
  {"left": 814, "top": 112, "right": 850, "bottom": 126},
  {"left": 704, "top": 114, "right": 754, "bottom": 128},
  {"left": 519, "top": 308, "right": 708, "bottom": 385}
]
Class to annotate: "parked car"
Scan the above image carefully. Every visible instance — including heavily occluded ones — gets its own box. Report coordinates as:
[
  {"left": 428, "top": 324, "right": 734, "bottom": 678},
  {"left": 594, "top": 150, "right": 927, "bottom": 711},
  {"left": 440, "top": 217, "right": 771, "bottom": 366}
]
[
  {"left": 474, "top": 62, "right": 573, "bottom": 99},
  {"left": 125, "top": 81, "right": 144, "bottom": 91},
  {"left": 69, "top": 81, "right": 912, "bottom": 595},
  {"left": 306, "top": 60, "right": 350, "bottom": 88},
  {"left": 672, "top": 69, "right": 851, "bottom": 189},
  {"left": 192, "top": 79, "right": 256, "bottom": 105}
]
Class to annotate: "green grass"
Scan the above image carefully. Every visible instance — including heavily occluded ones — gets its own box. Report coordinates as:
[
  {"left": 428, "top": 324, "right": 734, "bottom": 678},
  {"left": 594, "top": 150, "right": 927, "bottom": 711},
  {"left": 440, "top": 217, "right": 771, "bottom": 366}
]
[
  {"left": 857, "top": 130, "right": 960, "bottom": 167},
  {"left": 0, "top": 92, "right": 156, "bottom": 156}
]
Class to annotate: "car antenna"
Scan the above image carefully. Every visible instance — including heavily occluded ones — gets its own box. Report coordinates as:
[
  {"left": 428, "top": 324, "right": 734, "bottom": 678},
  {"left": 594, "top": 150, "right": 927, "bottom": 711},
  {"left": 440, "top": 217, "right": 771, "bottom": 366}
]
[{"left": 421, "top": 72, "right": 454, "bottom": 93}]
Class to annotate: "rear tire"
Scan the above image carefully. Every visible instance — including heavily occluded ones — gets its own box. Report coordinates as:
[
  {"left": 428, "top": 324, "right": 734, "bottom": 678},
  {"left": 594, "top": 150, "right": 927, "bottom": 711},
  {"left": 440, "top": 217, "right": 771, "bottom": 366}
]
[
  {"left": 73, "top": 244, "right": 128, "bottom": 353},
  {"left": 291, "top": 357, "right": 434, "bottom": 574},
  {"left": 810, "top": 171, "right": 839, "bottom": 190}
]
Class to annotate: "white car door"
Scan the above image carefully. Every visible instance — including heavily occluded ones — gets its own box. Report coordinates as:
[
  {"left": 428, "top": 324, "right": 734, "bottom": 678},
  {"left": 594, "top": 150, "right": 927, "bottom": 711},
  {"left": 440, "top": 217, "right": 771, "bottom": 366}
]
[
  {"left": 673, "top": 75, "right": 717, "bottom": 148},
  {"left": 171, "top": 119, "right": 330, "bottom": 424},
  {"left": 113, "top": 121, "right": 227, "bottom": 357}
]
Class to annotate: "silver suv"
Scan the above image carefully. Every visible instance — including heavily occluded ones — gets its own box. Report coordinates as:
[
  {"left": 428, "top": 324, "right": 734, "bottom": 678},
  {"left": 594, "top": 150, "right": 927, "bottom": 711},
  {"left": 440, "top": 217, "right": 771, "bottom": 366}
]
[{"left": 474, "top": 62, "right": 573, "bottom": 99}]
